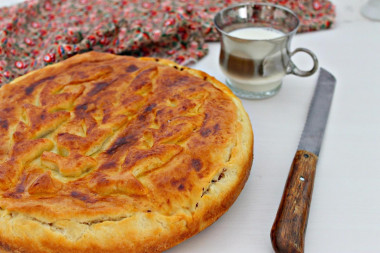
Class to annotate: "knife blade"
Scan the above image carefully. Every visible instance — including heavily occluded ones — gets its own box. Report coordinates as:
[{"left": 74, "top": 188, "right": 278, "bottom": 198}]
[{"left": 270, "top": 68, "right": 336, "bottom": 253}]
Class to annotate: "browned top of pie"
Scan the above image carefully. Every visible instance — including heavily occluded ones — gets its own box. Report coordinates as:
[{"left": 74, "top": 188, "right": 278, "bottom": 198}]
[{"left": 0, "top": 51, "right": 253, "bottom": 253}]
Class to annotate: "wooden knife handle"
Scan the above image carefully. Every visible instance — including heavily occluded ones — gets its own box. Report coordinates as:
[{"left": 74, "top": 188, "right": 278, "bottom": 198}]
[{"left": 270, "top": 150, "right": 318, "bottom": 253}]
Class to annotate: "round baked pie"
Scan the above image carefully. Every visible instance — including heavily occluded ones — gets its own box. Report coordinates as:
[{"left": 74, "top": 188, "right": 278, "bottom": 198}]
[{"left": 0, "top": 51, "right": 253, "bottom": 252}]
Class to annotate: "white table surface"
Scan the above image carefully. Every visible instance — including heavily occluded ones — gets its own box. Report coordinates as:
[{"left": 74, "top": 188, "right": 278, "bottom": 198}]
[{"left": 1, "top": 0, "right": 380, "bottom": 252}]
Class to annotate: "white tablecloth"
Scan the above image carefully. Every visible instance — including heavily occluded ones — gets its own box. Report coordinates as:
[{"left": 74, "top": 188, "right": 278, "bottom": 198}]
[{"left": 1, "top": 0, "right": 379, "bottom": 252}]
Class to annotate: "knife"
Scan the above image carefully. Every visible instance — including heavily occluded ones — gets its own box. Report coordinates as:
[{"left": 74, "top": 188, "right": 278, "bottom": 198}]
[{"left": 270, "top": 68, "right": 336, "bottom": 253}]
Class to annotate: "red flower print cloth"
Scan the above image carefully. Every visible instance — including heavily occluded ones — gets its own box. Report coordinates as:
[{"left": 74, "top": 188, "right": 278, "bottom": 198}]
[{"left": 0, "top": 0, "right": 335, "bottom": 85}]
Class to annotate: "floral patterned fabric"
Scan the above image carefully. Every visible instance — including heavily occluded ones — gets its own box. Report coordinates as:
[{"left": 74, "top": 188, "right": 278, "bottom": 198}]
[{"left": 0, "top": 0, "right": 335, "bottom": 85}]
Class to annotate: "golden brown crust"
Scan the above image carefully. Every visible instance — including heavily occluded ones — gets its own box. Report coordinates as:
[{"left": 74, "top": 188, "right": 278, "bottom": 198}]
[{"left": 0, "top": 52, "right": 253, "bottom": 252}]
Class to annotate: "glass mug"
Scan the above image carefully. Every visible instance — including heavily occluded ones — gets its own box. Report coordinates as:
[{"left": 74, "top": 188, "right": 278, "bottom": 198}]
[
  {"left": 361, "top": 0, "right": 380, "bottom": 21},
  {"left": 214, "top": 3, "right": 318, "bottom": 99}
]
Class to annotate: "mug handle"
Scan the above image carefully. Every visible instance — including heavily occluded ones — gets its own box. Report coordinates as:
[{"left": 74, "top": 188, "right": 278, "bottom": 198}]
[{"left": 287, "top": 48, "right": 319, "bottom": 77}]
